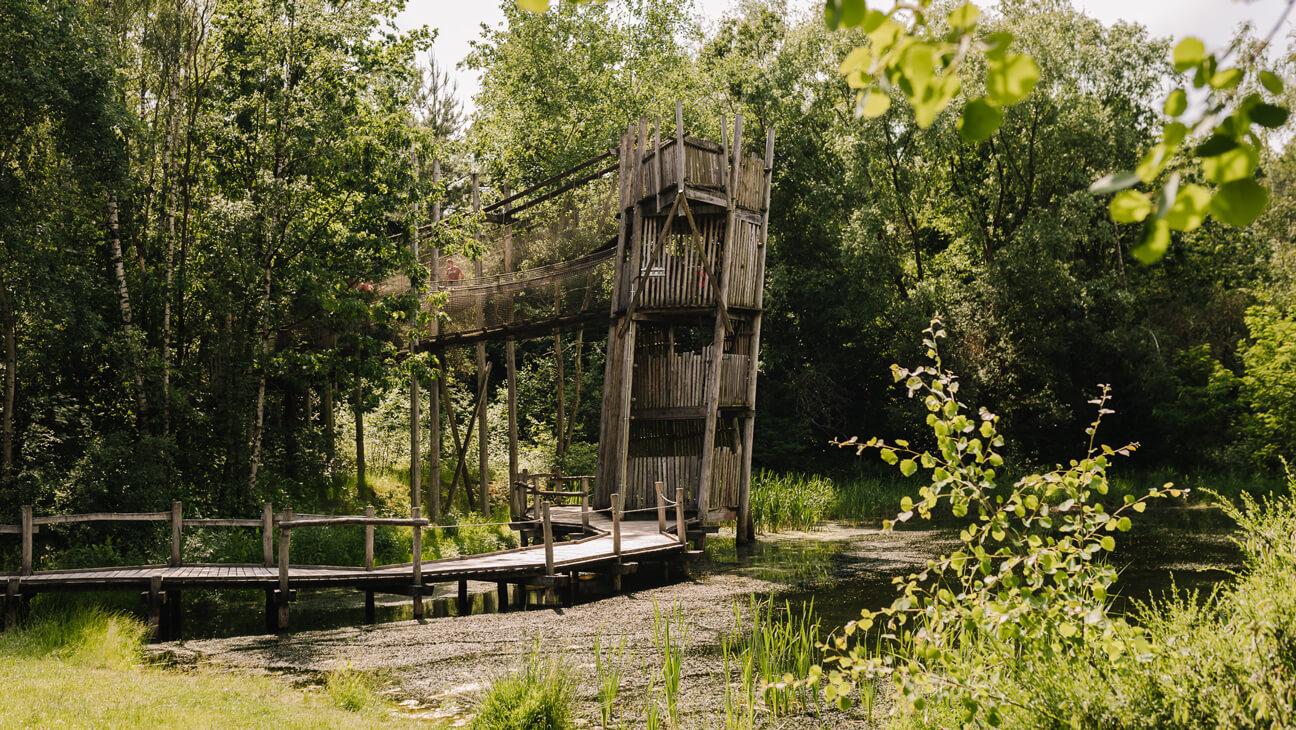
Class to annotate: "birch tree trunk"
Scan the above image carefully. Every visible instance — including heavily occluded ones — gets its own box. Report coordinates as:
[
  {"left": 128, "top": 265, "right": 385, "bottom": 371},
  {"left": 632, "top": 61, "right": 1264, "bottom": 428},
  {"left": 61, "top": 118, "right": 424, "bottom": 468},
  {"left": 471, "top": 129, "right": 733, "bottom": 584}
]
[{"left": 109, "top": 192, "right": 149, "bottom": 428}]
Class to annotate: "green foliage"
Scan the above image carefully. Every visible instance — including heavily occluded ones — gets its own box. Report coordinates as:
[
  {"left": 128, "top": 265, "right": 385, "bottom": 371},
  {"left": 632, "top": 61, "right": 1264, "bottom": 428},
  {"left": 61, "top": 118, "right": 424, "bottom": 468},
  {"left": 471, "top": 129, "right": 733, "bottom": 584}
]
[
  {"left": 734, "top": 596, "right": 823, "bottom": 716},
  {"left": 750, "top": 470, "right": 836, "bottom": 532},
  {"left": 592, "top": 630, "right": 625, "bottom": 728},
  {"left": 651, "top": 598, "right": 690, "bottom": 727},
  {"left": 469, "top": 648, "right": 575, "bottom": 730},
  {"left": 1237, "top": 306, "right": 1296, "bottom": 466},
  {"left": 820, "top": 320, "right": 1182, "bottom": 725},
  {"left": 325, "top": 660, "right": 384, "bottom": 714},
  {"left": 0, "top": 607, "right": 146, "bottom": 671}
]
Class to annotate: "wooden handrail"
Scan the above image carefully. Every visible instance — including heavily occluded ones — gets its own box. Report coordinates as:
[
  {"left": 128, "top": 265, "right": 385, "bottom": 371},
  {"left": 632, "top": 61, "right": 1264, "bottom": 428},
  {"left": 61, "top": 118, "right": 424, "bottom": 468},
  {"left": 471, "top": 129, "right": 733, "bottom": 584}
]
[
  {"left": 32, "top": 511, "right": 170, "bottom": 525},
  {"left": 278, "top": 516, "right": 429, "bottom": 529}
]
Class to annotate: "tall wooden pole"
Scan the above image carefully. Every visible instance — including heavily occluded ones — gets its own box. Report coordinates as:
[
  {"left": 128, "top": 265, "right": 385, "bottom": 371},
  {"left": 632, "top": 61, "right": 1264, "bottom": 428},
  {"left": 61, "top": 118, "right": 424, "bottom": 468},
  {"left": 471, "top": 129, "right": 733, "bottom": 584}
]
[
  {"left": 409, "top": 150, "right": 422, "bottom": 524},
  {"left": 737, "top": 128, "right": 774, "bottom": 544},
  {"left": 504, "top": 186, "right": 520, "bottom": 519},
  {"left": 473, "top": 173, "right": 489, "bottom": 514},
  {"left": 697, "top": 113, "right": 743, "bottom": 526},
  {"left": 429, "top": 160, "right": 442, "bottom": 523}
]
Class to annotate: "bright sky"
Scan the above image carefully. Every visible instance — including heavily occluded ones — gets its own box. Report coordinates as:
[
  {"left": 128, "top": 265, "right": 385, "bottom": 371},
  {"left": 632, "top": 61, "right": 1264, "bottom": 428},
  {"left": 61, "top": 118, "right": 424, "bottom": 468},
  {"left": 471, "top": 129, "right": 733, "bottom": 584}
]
[{"left": 395, "top": 0, "right": 1294, "bottom": 117}]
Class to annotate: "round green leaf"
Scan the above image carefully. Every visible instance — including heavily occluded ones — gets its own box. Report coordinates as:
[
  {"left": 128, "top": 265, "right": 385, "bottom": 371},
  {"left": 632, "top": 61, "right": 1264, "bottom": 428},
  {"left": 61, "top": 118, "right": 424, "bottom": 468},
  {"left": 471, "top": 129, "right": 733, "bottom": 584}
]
[
  {"left": 860, "top": 90, "right": 891, "bottom": 118},
  {"left": 948, "top": 2, "right": 980, "bottom": 30},
  {"left": 1250, "top": 103, "right": 1290, "bottom": 129},
  {"left": 1201, "top": 143, "right": 1258, "bottom": 184},
  {"left": 1210, "top": 67, "right": 1243, "bottom": 90},
  {"left": 1164, "top": 184, "right": 1211, "bottom": 232},
  {"left": 986, "top": 54, "right": 1039, "bottom": 106},
  {"left": 1173, "top": 38, "right": 1205, "bottom": 72},
  {"left": 1209, "top": 178, "right": 1269, "bottom": 227},
  {"left": 1109, "top": 190, "right": 1153, "bottom": 223},
  {"left": 1132, "top": 219, "right": 1171, "bottom": 264},
  {"left": 1261, "top": 70, "right": 1285, "bottom": 94},
  {"left": 1101, "top": 535, "right": 1116, "bottom": 551},
  {"left": 958, "top": 97, "right": 1004, "bottom": 142},
  {"left": 517, "top": 0, "right": 550, "bottom": 11},
  {"left": 1164, "top": 88, "right": 1187, "bottom": 117},
  {"left": 900, "top": 459, "right": 918, "bottom": 477},
  {"left": 840, "top": 0, "right": 868, "bottom": 28},
  {"left": 1196, "top": 134, "right": 1238, "bottom": 158}
]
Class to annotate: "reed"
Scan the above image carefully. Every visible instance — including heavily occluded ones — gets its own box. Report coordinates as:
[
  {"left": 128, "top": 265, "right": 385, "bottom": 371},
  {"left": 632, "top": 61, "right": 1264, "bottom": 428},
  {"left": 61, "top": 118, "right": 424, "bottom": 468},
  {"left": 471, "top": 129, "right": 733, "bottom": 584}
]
[
  {"left": 592, "top": 629, "right": 625, "bottom": 728},
  {"left": 726, "top": 595, "right": 822, "bottom": 716},
  {"left": 651, "top": 598, "right": 690, "bottom": 727}
]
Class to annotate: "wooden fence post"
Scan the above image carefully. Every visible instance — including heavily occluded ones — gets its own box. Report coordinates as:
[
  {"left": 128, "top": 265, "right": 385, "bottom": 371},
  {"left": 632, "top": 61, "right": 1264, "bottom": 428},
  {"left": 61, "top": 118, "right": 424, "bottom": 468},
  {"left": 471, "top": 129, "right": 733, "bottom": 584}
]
[
  {"left": 262, "top": 502, "right": 273, "bottom": 568},
  {"left": 655, "top": 481, "right": 667, "bottom": 534},
  {"left": 581, "top": 476, "right": 590, "bottom": 532},
  {"left": 412, "top": 520, "right": 424, "bottom": 620},
  {"left": 675, "top": 487, "right": 687, "bottom": 547},
  {"left": 542, "top": 501, "right": 555, "bottom": 606},
  {"left": 364, "top": 506, "right": 374, "bottom": 570},
  {"left": 170, "top": 501, "right": 183, "bottom": 568},
  {"left": 611, "top": 493, "right": 622, "bottom": 556},
  {"left": 20, "top": 506, "right": 32, "bottom": 576},
  {"left": 277, "top": 508, "right": 291, "bottom": 631}
]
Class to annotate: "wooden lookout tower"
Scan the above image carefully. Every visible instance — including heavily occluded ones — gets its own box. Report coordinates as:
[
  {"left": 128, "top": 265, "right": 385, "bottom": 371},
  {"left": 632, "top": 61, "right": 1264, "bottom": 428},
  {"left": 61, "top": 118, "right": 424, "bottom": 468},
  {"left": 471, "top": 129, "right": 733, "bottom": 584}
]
[
  {"left": 597, "top": 111, "right": 773, "bottom": 537},
  {"left": 393, "top": 107, "right": 773, "bottom": 543}
]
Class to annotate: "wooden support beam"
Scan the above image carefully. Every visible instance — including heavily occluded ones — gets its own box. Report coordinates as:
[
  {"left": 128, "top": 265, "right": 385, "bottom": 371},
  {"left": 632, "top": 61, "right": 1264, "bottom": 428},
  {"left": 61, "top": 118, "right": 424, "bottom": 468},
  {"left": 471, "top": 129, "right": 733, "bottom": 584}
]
[
  {"left": 737, "top": 128, "right": 775, "bottom": 544},
  {"left": 364, "top": 591, "right": 376, "bottom": 624},
  {"left": 170, "top": 501, "right": 182, "bottom": 568},
  {"left": 675, "top": 101, "right": 685, "bottom": 187},
  {"left": 472, "top": 171, "right": 489, "bottom": 516},
  {"left": 496, "top": 581, "right": 509, "bottom": 613},
  {"left": 147, "top": 575, "right": 162, "bottom": 640},
  {"left": 5, "top": 578, "right": 20, "bottom": 630},
  {"left": 412, "top": 520, "right": 424, "bottom": 620},
  {"left": 457, "top": 579, "right": 470, "bottom": 616},
  {"left": 542, "top": 501, "right": 556, "bottom": 606},
  {"left": 430, "top": 160, "right": 442, "bottom": 525},
  {"left": 277, "top": 508, "right": 291, "bottom": 631},
  {"left": 167, "top": 589, "right": 182, "bottom": 641},
  {"left": 697, "top": 113, "right": 743, "bottom": 527}
]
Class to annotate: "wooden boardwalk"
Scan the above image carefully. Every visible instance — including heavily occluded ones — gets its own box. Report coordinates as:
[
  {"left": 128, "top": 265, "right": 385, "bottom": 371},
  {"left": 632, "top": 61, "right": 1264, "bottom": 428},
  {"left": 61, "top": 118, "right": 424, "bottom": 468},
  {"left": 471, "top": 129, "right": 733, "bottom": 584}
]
[{"left": 2, "top": 502, "right": 695, "bottom": 639}]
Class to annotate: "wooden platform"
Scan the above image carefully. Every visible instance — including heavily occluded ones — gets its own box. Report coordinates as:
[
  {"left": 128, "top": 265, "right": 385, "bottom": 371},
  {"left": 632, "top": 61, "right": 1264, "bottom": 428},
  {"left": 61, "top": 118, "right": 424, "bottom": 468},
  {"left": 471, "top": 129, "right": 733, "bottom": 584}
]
[{"left": 2, "top": 507, "right": 690, "bottom": 638}]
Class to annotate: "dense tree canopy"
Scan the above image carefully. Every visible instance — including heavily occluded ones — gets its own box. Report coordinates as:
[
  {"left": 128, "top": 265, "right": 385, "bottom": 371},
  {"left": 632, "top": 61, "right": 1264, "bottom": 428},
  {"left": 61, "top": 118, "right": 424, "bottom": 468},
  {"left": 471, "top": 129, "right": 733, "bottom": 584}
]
[{"left": 1, "top": 0, "right": 1294, "bottom": 537}]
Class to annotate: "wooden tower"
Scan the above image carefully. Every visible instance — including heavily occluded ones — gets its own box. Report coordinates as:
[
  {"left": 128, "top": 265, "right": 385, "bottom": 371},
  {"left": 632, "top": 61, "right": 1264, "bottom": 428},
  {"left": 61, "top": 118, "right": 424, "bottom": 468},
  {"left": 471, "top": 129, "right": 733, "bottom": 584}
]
[{"left": 596, "top": 108, "right": 773, "bottom": 540}]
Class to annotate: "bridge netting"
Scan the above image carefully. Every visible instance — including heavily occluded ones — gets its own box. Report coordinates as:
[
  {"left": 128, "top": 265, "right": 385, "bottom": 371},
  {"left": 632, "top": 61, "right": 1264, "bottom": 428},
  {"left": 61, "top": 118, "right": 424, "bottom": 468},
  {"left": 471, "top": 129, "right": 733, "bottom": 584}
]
[{"left": 383, "top": 157, "right": 621, "bottom": 344}]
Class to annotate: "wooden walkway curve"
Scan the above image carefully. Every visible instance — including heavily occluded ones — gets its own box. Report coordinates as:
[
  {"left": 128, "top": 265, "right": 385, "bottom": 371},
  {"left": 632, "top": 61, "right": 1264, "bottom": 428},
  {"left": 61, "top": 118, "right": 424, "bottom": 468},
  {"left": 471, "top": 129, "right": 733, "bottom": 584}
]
[{"left": 2, "top": 497, "right": 696, "bottom": 640}]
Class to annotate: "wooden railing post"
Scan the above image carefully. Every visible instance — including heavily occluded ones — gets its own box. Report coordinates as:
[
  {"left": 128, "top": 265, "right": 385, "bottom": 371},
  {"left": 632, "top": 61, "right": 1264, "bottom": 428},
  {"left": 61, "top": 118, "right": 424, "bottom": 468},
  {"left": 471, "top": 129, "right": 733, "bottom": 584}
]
[
  {"left": 675, "top": 487, "right": 687, "bottom": 547},
  {"left": 520, "top": 468, "right": 530, "bottom": 519},
  {"left": 20, "top": 506, "right": 32, "bottom": 576},
  {"left": 611, "top": 493, "right": 622, "bottom": 557},
  {"left": 277, "top": 508, "right": 291, "bottom": 631},
  {"left": 364, "top": 506, "right": 374, "bottom": 570},
  {"left": 170, "top": 501, "right": 183, "bottom": 568},
  {"left": 412, "top": 518, "right": 424, "bottom": 620},
  {"left": 262, "top": 502, "right": 274, "bottom": 568},
  {"left": 580, "top": 476, "right": 590, "bottom": 531},
  {"left": 542, "top": 501, "right": 556, "bottom": 606},
  {"left": 655, "top": 481, "right": 667, "bottom": 534}
]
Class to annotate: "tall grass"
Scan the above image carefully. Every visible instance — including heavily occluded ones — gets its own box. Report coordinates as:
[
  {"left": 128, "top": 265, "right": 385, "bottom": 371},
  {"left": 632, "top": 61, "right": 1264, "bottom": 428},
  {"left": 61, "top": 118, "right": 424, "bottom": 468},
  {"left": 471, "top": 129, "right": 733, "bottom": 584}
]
[
  {"left": 0, "top": 609, "right": 413, "bottom": 727},
  {"left": 750, "top": 470, "right": 835, "bottom": 532},
  {"left": 731, "top": 596, "right": 822, "bottom": 716},
  {"left": 0, "top": 607, "right": 146, "bottom": 670},
  {"left": 651, "top": 598, "right": 690, "bottom": 728},
  {"left": 470, "top": 648, "right": 575, "bottom": 730},
  {"left": 325, "top": 660, "right": 385, "bottom": 713},
  {"left": 592, "top": 630, "right": 625, "bottom": 728}
]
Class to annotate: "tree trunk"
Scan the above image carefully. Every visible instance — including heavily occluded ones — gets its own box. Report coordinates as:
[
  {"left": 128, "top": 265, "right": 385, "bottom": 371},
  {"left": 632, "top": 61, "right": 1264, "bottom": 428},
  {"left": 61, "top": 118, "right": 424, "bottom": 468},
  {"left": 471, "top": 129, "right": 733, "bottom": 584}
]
[
  {"left": 109, "top": 192, "right": 148, "bottom": 428},
  {"left": 355, "top": 376, "right": 366, "bottom": 496},
  {"left": 562, "top": 326, "right": 585, "bottom": 458},
  {"left": 554, "top": 329, "right": 565, "bottom": 473},
  {"left": 246, "top": 264, "right": 272, "bottom": 499},
  {"left": 0, "top": 277, "right": 15, "bottom": 480}
]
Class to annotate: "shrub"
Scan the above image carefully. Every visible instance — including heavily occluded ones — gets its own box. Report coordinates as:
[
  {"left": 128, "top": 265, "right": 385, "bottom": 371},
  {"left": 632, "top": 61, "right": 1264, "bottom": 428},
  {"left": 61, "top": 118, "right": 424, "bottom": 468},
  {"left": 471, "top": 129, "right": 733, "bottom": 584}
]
[
  {"left": 469, "top": 649, "right": 574, "bottom": 730},
  {"left": 325, "top": 660, "right": 383, "bottom": 713}
]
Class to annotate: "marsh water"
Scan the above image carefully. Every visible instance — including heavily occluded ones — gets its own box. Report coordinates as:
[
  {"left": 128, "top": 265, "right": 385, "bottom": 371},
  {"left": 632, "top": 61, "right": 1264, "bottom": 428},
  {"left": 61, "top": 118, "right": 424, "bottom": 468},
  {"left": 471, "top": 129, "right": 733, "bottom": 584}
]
[{"left": 172, "top": 506, "right": 1242, "bottom": 641}]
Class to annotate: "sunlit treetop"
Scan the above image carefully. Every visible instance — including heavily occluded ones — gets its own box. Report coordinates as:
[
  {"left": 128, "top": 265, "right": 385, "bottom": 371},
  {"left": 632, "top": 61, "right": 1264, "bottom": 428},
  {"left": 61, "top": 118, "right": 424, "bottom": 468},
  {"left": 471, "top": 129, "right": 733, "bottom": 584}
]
[{"left": 518, "top": 0, "right": 1292, "bottom": 264}]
